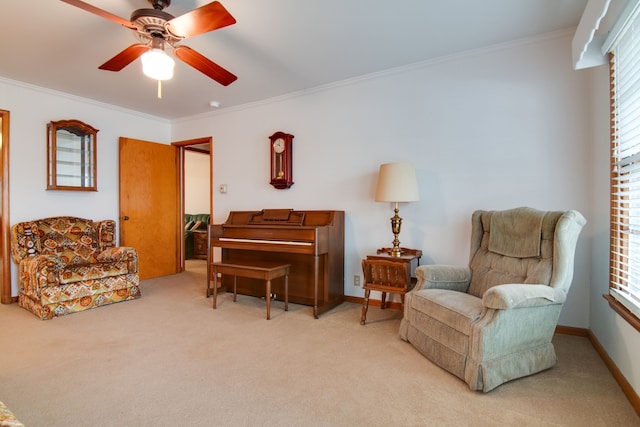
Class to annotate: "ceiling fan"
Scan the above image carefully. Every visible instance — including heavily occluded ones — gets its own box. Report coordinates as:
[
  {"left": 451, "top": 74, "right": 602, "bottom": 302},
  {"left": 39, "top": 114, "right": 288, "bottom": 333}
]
[{"left": 60, "top": 0, "right": 238, "bottom": 88}]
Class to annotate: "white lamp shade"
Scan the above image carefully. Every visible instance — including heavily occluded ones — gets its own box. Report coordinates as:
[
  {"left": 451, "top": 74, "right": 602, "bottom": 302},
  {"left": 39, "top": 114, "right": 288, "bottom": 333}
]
[
  {"left": 141, "top": 49, "right": 175, "bottom": 81},
  {"left": 375, "top": 162, "right": 420, "bottom": 202}
]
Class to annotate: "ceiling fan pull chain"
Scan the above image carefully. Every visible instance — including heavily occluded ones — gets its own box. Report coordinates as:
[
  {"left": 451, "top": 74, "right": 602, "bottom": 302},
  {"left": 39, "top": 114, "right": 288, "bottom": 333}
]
[{"left": 157, "top": 80, "right": 162, "bottom": 99}]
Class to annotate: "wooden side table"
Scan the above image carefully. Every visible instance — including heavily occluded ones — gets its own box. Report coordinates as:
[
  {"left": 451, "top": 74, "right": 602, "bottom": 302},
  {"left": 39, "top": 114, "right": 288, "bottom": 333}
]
[
  {"left": 192, "top": 230, "right": 208, "bottom": 260},
  {"left": 365, "top": 247, "right": 422, "bottom": 309}
]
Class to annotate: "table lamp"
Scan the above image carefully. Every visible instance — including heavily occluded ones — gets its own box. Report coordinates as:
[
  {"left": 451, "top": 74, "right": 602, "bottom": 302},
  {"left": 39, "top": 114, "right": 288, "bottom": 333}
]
[{"left": 375, "top": 162, "right": 419, "bottom": 257}]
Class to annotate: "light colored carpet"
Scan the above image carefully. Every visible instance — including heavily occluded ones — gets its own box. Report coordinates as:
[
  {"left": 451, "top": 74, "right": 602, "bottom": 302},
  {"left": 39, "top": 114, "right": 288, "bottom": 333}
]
[{"left": 0, "top": 260, "right": 638, "bottom": 427}]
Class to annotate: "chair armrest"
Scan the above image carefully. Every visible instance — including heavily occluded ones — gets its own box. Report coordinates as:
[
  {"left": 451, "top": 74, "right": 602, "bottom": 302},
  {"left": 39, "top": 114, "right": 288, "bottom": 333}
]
[
  {"left": 21, "top": 254, "right": 65, "bottom": 288},
  {"left": 97, "top": 247, "right": 138, "bottom": 273},
  {"left": 96, "top": 219, "right": 117, "bottom": 251},
  {"left": 482, "top": 284, "right": 566, "bottom": 309},
  {"left": 415, "top": 265, "right": 471, "bottom": 292}
]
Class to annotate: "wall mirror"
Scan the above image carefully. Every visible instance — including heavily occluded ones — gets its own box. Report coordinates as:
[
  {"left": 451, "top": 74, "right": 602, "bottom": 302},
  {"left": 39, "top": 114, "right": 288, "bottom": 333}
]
[{"left": 47, "top": 119, "right": 98, "bottom": 191}]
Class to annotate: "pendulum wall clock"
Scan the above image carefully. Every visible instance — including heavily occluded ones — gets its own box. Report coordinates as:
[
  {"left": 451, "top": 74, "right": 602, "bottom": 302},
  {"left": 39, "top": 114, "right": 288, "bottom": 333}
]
[{"left": 269, "top": 131, "right": 294, "bottom": 189}]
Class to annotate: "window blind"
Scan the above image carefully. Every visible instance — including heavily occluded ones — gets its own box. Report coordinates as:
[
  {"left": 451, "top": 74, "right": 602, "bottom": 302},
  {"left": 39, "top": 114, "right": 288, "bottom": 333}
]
[{"left": 610, "top": 2, "right": 640, "bottom": 320}]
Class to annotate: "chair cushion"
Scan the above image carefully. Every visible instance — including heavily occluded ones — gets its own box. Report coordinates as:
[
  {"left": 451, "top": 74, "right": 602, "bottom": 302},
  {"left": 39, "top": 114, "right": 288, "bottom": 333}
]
[
  {"left": 488, "top": 207, "right": 544, "bottom": 257},
  {"left": 409, "top": 289, "right": 483, "bottom": 335},
  {"left": 38, "top": 218, "right": 100, "bottom": 264},
  {"left": 59, "top": 261, "right": 131, "bottom": 284},
  {"left": 467, "top": 210, "right": 561, "bottom": 298},
  {"left": 41, "top": 274, "right": 138, "bottom": 305}
]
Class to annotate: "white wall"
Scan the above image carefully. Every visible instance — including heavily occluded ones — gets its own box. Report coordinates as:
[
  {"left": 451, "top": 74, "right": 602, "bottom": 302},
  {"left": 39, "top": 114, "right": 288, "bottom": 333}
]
[
  {"left": 185, "top": 150, "right": 210, "bottom": 214},
  {"left": 172, "top": 30, "right": 593, "bottom": 328},
  {"left": 0, "top": 77, "right": 171, "bottom": 295}
]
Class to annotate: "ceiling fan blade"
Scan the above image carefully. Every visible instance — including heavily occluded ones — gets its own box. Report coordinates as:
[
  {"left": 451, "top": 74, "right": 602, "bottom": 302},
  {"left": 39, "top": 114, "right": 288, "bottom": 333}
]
[
  {"left": 99, "top": 44, "right": 149, "bottom": 71},
  {"left": 174, "top": 45, "right": 237, "bottom": 86},
  {"left": 167, "top": 1, "right": 236, "bottom": 39},
  {"left": 60, "top": 0, "right": 136, "bottom": 30}
]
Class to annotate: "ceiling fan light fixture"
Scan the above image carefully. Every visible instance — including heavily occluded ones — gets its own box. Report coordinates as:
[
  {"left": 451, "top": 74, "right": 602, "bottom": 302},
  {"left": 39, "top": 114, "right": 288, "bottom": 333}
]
[{"left": 141, "top": 48, "right": 175, "bottom": 80}]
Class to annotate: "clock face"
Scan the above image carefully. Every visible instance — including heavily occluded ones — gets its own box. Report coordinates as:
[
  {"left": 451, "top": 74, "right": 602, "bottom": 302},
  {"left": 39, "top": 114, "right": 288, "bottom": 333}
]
[{"left": 273, "top": 138, "right": 285, "bottom": 154}]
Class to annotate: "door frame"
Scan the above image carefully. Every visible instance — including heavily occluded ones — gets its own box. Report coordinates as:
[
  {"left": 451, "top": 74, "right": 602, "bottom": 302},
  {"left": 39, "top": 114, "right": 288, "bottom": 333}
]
[
  {"left": 172, "top": 137, "right": 212, "bottom": 271},
  {"left": 1, "top": 110, "right": 11, "bottom": 303}
]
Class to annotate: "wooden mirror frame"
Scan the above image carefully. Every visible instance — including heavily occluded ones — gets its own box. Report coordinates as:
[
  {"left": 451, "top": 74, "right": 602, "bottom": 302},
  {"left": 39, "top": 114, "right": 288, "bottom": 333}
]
[{"left": 47, "top": 119, "right": 98, "bottom": 191}]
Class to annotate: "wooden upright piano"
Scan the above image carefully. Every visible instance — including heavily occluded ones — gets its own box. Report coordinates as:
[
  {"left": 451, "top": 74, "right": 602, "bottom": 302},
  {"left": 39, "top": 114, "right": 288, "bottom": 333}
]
[{"left": 208, "top": 209, "right": 344, "bottom": 318}]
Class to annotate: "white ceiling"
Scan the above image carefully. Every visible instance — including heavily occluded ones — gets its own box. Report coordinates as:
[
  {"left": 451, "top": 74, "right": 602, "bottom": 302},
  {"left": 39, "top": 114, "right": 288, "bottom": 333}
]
[{"left": 0, "top": 0, "right": 588, "bottom": 120}]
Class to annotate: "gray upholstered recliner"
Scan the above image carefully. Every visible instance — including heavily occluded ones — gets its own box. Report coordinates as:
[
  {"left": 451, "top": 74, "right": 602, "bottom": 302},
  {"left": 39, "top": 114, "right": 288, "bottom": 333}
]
[{"left": 399, "top": 207, "right": 586, "bottom": 392}]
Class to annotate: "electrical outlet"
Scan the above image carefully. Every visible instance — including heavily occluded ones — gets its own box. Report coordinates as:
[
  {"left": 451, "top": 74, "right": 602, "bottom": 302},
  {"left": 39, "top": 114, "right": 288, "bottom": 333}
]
[{"left": 354, "top": 275, "right": 361, "bottom": 287}]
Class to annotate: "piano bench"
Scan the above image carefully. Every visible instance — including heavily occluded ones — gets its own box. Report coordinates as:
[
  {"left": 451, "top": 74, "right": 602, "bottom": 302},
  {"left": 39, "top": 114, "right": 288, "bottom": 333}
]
[{"left": 209, "top": 261, "right": 291, "bottom": 320}]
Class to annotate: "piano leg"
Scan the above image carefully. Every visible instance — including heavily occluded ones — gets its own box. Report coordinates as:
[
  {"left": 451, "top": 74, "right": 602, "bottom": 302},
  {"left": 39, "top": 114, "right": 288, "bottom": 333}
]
[
  {"left": 266, "top": 279, "right": 271, "bottom": 320},
  {"left": 314, "top": 255, "right": 319, "bottom": 319},
  {"left": 206, "top": 262, "right": 211, "bottom": 297},
  {"left": 233, "top": 275, "right": 237, "bottom": 302},
  {"left": 212, "top": 266, "right": 218, "bottom": 309},
  {"left": 285, "top": 273, "right": 289, "bottom": 312}
]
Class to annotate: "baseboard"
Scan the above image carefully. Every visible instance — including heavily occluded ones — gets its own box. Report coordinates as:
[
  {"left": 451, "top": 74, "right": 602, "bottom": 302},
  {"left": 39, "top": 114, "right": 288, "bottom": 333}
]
[
  {"left": 2, "top": 296, "right": 18, "bottom": 304},
  {"left": 587, "top": 330, "right": 640, "bottom": 417},
  {"left": 554, "top": 325, "right": 589, "bottom": 337}
]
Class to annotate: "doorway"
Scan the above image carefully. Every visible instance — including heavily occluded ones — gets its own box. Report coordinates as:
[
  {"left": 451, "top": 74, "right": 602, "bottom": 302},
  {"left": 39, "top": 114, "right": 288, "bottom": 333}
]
[{"left": 172, "top": 137, "right": 212, "bottom": 272}]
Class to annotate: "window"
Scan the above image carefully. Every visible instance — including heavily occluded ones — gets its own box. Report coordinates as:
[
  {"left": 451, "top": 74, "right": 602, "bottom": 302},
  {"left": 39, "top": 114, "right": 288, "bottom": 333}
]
[{"left": 609, "top": 2, "right": 640, "bottom": 327}]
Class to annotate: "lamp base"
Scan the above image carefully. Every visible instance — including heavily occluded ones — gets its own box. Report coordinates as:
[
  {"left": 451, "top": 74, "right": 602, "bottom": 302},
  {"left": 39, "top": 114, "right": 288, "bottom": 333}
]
[
  {"left": 389, "top": 246, "right": 403, "bottom": 257},
  {"left": 389, "top": 204, "right": 403, "bottom": 257}
]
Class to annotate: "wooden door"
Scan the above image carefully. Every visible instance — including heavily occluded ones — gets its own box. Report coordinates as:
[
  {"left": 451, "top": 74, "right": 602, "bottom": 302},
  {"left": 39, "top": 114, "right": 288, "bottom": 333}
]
[{"left": 119, "top": 137, "right": 179, "bottom": 279}]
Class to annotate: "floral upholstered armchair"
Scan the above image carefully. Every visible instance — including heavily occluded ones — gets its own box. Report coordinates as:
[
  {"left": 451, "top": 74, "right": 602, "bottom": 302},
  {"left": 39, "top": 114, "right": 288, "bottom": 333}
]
[{"left": 10, "top": 216, "right": 140, "bottom": 320}]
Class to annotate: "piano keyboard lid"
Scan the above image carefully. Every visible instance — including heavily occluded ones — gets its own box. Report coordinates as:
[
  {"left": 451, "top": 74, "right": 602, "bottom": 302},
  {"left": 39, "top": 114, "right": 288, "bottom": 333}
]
[{"left": 218, "top": 237, "right": 312, "bottom": 246}]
